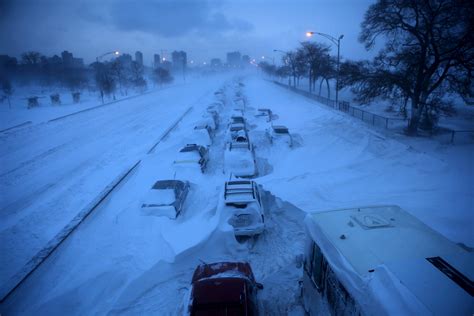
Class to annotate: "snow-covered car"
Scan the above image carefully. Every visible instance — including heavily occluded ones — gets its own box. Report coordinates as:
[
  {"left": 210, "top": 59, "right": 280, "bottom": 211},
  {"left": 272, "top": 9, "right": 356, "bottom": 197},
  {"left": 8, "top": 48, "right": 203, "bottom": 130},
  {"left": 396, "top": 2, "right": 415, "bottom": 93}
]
[
  {"left": 203, "top": 112, "right": 219, "bottom": 130},
  {"left": 224, "top": 145, "right": 256, "bottom": 177},
  {"left": 225, "top": 128, "right": 250, "bottom": 146},
  {"left": 267, "top": 125, "right": 293, "bottom": 147},
  {"left": 188, "top": 124, "right": 212, "bottom": 146},
  {"left": 173, "top": 144, "right": 209, "bottom": 173},
  {"left": 255, "top": 108, "right": 273, "bottom": 122},
  {"left": 141, "top": 180, "right": 190, "bottom": 219},
  {"left": 223, "top": 180, "right": 265, "bottom": 236},
  {"left": 228, "top": 114, "right": 246, "bottom": 135},
  {"left": 229, "top": 122, "right": 245, "bottom": 134},
  {"left": 197, "top": 117, "right": 216, "bottom": 131},
  {"left": 187, "top": 261, "right": 263, "bottom": 315},
  {"left": 230, "top": 114, "right": 245, "bottom": 125}
]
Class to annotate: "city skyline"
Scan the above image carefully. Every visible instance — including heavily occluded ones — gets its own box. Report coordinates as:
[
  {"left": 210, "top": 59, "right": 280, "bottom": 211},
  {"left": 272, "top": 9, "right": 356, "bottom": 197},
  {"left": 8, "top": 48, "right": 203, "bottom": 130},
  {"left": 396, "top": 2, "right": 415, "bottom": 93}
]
[{"left": 1, "top": 0, "right": 375, "bottom": 65}]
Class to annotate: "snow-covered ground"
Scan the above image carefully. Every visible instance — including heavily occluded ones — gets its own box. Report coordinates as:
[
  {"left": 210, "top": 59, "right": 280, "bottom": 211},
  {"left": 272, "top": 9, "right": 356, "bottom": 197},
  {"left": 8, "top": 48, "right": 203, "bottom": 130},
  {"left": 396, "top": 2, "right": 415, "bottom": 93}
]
[
  {"left": 274, "top": 76, "right": 474, "bottom": 134},
  {"left": 0, "top": 82, "right": 188, "bottom": 132},
  {"left": 1, "top": 75, "right": 472, "bottom": 315}
]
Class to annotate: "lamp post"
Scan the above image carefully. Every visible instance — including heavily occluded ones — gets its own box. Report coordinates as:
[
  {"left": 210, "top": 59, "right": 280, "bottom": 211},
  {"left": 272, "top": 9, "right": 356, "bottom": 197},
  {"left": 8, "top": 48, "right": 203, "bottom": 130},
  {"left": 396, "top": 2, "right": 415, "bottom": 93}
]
[
  {"left": 96, "top": 51, "right": 120, "bottom": 62},
  {"left": 95, "top": 51, "right": 119, "bottom": 103},
  {"left": 306, "top": 31, "right": 343, "bottom": 106}
]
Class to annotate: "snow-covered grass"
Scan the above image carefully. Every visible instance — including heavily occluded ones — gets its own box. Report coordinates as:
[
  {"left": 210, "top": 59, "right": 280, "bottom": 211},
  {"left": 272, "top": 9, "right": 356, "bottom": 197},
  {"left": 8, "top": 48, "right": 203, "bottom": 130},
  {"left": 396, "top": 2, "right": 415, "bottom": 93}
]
[
  {"left": 1, "top": 74, "right": 472, "bottom": 315},
  {"left": 275, "top": 76, "right": 474, "bottom": 134},
  {"left": 0, "top": 80, "right": 189, "bottom": 132}
]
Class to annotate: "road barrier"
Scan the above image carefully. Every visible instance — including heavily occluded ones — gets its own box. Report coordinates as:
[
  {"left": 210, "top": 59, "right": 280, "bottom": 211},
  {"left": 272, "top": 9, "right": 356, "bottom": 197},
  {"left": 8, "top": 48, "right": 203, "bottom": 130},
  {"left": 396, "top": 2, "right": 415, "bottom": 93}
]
[
  {"left": 272, "top": 81, "right": 408, "bottom": 129},
  {"left": 0, "top": 161, "right": 141, "bottom": 303}
]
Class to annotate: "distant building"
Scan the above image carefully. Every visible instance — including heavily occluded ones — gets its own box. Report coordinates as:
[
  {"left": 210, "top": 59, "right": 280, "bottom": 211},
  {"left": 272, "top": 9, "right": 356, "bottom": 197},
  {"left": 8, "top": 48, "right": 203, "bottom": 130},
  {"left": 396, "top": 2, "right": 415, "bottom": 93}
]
[
  {"left": 61, "top": 51, "right": 73, "bottom": 66},
  {"left": 135, "top": 51, "right": 143, "bottom": 66},
  {"left": 0, "top": 55, "right": 18, "bottom": 72},
  {"left": 172, "top": 50, "right": 187, "bottom": 70},
  {"left": 210, "top": 58, "right": 222, "bottom": 67},
  {"left": 154, "top": 54, "right": 161, "bottom": 68},
  {"left": 242, "top": 55, "right": 250, "bottom": 65},
  {"left": 61, "top": 50, "right": 84, "bottom": 68},
  {"left": 227, "top": 51, "right": 241, "bottom": 67},
  {"left": 118, "top": 53, "right": 133, "bottom": 65},
  {"left": 48, "top": 55, "right": 62, "bottom": 65}
]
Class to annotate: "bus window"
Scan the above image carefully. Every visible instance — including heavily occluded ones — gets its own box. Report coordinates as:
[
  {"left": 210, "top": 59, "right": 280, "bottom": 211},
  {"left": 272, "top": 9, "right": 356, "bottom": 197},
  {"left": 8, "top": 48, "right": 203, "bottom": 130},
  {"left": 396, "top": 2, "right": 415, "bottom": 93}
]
[{"left": 310, "top": 243, "right": 325, "bottom": 291}]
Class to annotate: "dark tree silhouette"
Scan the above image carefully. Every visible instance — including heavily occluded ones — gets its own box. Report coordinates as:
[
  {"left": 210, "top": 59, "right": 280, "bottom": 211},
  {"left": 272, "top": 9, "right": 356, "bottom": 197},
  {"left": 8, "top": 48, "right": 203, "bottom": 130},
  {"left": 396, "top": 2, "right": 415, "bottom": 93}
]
[
  {"left": 346, "top": 0, "right": 473, "bottom": 134},
  {"left": 1, "top": 78, "right": 13, "bottom": 108},
  {"left": 152, "top": 67, "right": 173, "bottom": 86}
]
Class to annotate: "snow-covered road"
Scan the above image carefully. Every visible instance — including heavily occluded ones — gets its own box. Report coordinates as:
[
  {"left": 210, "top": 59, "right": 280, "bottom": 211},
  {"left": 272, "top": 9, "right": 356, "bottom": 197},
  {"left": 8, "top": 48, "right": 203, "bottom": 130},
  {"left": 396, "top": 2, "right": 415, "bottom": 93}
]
[
  {"left": 1, "top": 75, "right": 472, "bottom": 315},
  {"left": 0, "top": 76, "right": 227, "bottom": 298}
]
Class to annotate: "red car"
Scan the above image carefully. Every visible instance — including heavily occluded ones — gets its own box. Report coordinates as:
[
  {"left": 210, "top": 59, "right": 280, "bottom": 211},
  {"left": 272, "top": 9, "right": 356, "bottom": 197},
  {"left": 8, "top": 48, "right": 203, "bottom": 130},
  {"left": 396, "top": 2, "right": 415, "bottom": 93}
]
[{"left": 188, "top": 262, "right": 263, "bottom": 315}]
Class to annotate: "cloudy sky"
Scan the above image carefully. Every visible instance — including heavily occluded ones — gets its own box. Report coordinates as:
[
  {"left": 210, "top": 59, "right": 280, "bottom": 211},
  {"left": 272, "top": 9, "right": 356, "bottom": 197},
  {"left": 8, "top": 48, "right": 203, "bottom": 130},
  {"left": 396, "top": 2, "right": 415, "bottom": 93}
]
[{"left": 1, "top": 0, "right": 375, "bottom": 65}]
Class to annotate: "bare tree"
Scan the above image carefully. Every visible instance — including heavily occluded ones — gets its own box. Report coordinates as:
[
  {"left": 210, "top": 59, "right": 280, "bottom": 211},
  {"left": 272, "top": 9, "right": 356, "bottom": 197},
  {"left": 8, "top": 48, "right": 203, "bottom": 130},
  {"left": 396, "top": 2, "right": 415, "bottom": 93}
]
[
  {"left": 93, "top": 62, "right": 116, "bottom": 103},
  {"left": 258, "top": 61, "right": 277, "bottom": 77},
  {"left": 152, "top": 67, "right": 173, "bottom": 87},
  {"left": 130, "top": 61, "right": 147, "bottom": 92},
  {"left": 111, "top": 59, "right": 128, "bottom": 96},
  {"left": 21, "top": 51, "right": 42, "bottom": 66},
  {"left": 348, "top": 0, "right": 474, "bottom": 135},
  {"left": 1, "top": 78, "right": 13, "bottom": 108},
  {"left": 299, "top": 41, "right": 333, "bottom": 95}
]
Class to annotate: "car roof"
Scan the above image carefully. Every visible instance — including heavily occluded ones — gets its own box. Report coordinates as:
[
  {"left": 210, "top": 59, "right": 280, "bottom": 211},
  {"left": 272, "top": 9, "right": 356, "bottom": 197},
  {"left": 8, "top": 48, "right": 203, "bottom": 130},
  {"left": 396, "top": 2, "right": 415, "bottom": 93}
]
[
  {"left": 192, "top": 262, "right": 254, "bottom": 283},
  {"left": 180, "top": 144, "right": 205, "bottom": 152}
]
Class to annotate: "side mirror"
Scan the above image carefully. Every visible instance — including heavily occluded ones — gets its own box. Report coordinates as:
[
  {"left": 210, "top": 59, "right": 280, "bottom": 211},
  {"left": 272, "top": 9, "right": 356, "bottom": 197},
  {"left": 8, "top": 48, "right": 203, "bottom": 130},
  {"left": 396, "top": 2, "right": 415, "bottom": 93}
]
[
  {"left": 256, "top": 283, "right": 264, "bottom": 290},
  {"left": 295, "top": 254, "right": 304, "bottom": 269}
]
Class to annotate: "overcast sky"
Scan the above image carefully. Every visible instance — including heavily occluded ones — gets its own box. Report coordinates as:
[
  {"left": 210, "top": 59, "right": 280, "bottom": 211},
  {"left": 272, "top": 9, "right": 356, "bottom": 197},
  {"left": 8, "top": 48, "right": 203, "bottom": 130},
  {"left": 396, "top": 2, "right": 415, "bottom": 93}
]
[{"left": 0, "top": 0, "right": 375, "bottom": 66}]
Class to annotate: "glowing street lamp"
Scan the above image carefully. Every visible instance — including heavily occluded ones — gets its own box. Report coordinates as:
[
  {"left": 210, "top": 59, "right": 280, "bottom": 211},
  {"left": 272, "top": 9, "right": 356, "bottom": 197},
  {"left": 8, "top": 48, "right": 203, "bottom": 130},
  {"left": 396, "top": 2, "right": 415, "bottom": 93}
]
[
  {"left": 306, "top": 31, "right": 344, "bottom": 105},
  {"left": 96, "top": 50, "right": 120, "bottom": 62}
]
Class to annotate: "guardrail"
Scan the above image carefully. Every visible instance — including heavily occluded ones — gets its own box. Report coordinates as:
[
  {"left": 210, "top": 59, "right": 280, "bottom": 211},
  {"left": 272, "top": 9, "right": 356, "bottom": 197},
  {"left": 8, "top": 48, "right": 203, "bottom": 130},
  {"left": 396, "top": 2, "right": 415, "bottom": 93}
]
[
  {"left": 272, "top": 81, "right": 408, "bottom": 130},
  {"left": 273, "top": 81, "right": 474, "bottom": 143},
  {"left": 0, "top": 161, "right": 141, "bottom": 303}
]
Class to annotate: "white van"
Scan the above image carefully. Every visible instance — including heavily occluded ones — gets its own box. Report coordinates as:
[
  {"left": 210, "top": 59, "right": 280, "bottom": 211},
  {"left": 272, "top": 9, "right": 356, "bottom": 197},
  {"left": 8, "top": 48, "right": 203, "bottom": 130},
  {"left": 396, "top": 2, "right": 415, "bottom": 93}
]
[{"left": 302, "top": 205, "right": 473, "bottom": 316}]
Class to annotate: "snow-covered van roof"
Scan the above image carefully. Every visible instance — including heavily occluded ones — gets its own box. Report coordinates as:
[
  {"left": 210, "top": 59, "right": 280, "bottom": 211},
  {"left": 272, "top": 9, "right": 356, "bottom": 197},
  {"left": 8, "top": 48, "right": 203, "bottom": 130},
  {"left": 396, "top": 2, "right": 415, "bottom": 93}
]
[{"left": 305, "top": 205, "right": 474, "bottom": 315}]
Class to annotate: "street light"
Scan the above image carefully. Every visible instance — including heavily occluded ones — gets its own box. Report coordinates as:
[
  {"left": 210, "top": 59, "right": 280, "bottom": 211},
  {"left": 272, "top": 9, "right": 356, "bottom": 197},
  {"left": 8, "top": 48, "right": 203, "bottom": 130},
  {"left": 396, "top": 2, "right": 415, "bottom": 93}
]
[
  {"left": 96, "top": 51, "right": 120, "bottom": 62},
  {"left": 94, "top": 51, "right": 119, "bottom": 104},
  {"left": 306, "top": 31, "right": 344, "bottom": 106}
]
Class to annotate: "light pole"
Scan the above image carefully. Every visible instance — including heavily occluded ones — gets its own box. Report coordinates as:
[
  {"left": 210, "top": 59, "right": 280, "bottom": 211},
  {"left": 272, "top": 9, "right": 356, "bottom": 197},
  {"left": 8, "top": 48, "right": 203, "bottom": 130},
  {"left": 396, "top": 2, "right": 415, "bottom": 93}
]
[
  {"left": 95, "top": 51, "right": 119, "bottom": 103},
  {"left": 96, "top": 51, "right": 120, "bottom": 62},
  {"left": 306, "top": 31, "right": 344, "bottom": 106}
]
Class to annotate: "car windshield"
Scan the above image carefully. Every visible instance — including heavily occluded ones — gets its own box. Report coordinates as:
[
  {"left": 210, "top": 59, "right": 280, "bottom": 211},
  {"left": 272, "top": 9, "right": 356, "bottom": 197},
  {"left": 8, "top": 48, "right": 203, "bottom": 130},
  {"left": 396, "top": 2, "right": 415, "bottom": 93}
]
[
  {"left": 230, "top": 125, "right": 244, "bottom": 131},
  {"left": 180, "top": 146, "right": 198, "bottom": 153},
  {"left": 274, "top": 126, "right": 288, "bottom": 133}
]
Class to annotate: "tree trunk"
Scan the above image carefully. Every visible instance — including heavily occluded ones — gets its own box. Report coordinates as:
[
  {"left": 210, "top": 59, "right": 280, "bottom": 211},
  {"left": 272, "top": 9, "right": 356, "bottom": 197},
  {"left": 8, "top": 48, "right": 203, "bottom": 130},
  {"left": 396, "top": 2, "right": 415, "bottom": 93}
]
[
  {"left": 319, "top": 78, "right": 323, "bottom": 96},
  {"left": 406, "top": 97, "right": 425, "bottom": 135},
  {"left": 325, "top": 78, "right": 330, "bottom": 99}
]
